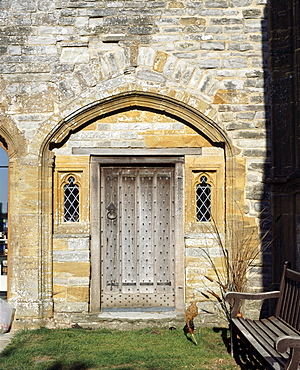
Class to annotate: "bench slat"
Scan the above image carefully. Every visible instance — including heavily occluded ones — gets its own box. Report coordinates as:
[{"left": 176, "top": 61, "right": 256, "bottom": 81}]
[
  {"left": 253, "top": 320, "right": 290, "bottom": 359},
  {"left": 282, "top": 280, "right": 299, "bottom": 326},
  {"left": 292, "top": 291, "right": 300, "bottom": 330},
  {"left": 245, "top": 319, "right": 288, "bottom": 364},
  {"left": 232, "top": 317, "right": 286, "bottom": 370},
  {"left": 268, "top": 317, "right": 300, "bottom": 337}
]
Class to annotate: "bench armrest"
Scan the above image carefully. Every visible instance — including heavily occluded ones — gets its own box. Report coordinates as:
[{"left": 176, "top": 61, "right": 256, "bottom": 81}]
[
  {"left": 276, "top": 336, "right": 300, "bottom": 352},
  {"left": 276, "top": 336, "right": 300, "bottom": 370},
  {"left": 225, "top": 291, "right": 280, "bottom": 318}
]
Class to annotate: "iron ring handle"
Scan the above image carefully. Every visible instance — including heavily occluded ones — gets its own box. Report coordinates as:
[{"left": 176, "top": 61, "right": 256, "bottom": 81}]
[{"left": 107, "top": 209, "right": 117, "bottom": 220}]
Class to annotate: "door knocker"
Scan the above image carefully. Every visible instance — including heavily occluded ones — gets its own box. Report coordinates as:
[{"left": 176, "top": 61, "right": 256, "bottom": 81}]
[{"left": 106, "top": 202, "right": 117, "bottom": 220}]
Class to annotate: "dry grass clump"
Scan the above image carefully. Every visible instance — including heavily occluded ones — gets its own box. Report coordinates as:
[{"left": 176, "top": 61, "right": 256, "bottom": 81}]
[{"left": 201, "top": 214, "right": 271, "bottom": 321}]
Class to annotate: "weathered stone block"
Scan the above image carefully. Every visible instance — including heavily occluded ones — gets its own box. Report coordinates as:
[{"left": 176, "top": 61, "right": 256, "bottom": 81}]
[
  {"left": 180, "top": 17, "right": 206, "bottom": 25},
  {"left": 230, "top": 0, "right": 252, "bottom": 5},
  {"left": 222, "top": 57, "right": 248, "bottom": 68},
  {"left": 205, "top": 1, "right": 228, "bottom": 8},
  {"left": 60, "top": 47, "right": 90, "bottom": 63},
  {"left": 54, "top": 302, "right": 88, "bottom": 313},
  {"left": 200, "top": 41, "right": 225, "bottom": 50},
  {"left": 67, "top": 286, "right": 89, "bottom": 302},
  {"left": 153, "top": 51, "right": 168, "bottom": 72},
  {"left": 128, "top": 25, "right": 158, "bottom": 35},
  {"left": 197, "top": 59, "right": 220, "bottom": 69},
  {"left": 243, "top": 9, "right": 262, "bottom": 19},
  {"left": 136, "top": 69, "right": 166, "bottom": 83},
  {"left": 28, "top": 36, "right": 56, "bottom": 45},
  {"left": 53, "top": 262, "right": 90, "bottom": 277}
]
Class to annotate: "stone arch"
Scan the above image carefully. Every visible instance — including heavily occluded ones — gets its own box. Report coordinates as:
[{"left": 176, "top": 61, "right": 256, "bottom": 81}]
[
  {"left": 0, "top": 114, "right": 27, "bottom": 159},
  {"left": 0, "top": 115, "right": 27, "bottom": 303},
  {"left": 38, "top": 90, "right": 241, "bottom": 319},
  {"left": 49, "top": 91, "right": 230, "bottom": 149}
]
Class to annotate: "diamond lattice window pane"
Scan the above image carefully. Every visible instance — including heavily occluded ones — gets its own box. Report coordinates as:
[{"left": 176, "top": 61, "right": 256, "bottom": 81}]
[
  {"left": 64, "top": 176, "right": 79, "bottom": 222},
  {"left": 196, "top": 176, "right": 211, "bottom": 222}
]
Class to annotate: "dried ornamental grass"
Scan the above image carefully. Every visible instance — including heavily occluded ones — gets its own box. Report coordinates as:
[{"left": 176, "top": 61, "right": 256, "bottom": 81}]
[{"left": 201, "top": 214, "right": 271, "bottom": 322}]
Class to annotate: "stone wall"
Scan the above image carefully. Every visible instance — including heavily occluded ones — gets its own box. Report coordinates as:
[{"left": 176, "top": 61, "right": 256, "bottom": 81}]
[{"left": 0, "top": 0, "right": 271, "bottom": 327}]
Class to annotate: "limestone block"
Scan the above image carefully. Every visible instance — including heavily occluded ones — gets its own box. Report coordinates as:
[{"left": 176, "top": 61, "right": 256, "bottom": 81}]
[
  {"left": 151, "top": 34, "right": 181, "bottom": 43},
  {"left": 180, "top": 17, "right": 206, "bottom": 26},
  {"left": 185, "top": 246, "right": 224, "bottom": 258},
  {"left": 205, "top": 1, "right": 229, "bottom": 8},
  {"left": 222, "top": 58, "right": 248, "bottom": 69},
  {"left": 53, "top": 278, "right": 68, "bottom": 285},
  {"left": 53, "top": 250, "right": 89, "bottom": 263},
  {"left": 230, "top": 0, "right": 252, "bottom": 5},
  {"left": 7, "top": 91, "right": 55, "bottom": 114},
  {"left": 68, "top": 277, "right": 89, "bottom": 286},
  {"left": 54, "top": 302, "right": 88, "bottom": 313},
  {"left": 138, "top": 47, "right": 156, "bottom": 67},
  {"left": 186, "top": 257, "right": 208, "bottom": 269},
  {"left": 214, "top": 90, "right": 250, "bottom": 104},
  {"left": 200, "top": 41, "right": 225, "bottom": 50},
  {"left": 235, "top": 139, "right": 266, "bottom": 148},
  {"left": 76, "top": 17, "right": 89, "bottom": 27},
  {"left": 68, "top": 238, "right": 89, "bottom": 250},
  {"left": 60, "top": 47, "right": 90, "bottom": 63},
  {"left": 12, "top": 300, "right": 40, "bottom": 319},
  {"left": 67, "top": 286, "right": 89, "bottom": 302},
  {"left": 144, "top": 134, "right": 211, "bottom": 148},
  {"left": 168, "top": 2, "right": 184, "bottom": 8},
  {"left": 153, "top": 51, "right": 168, "bottom": 73},
  {"left": 162, "top": 54, "right": 177, "bottom": 77},
  {"left": 28, "top": 36, "right": 56, "bottom": 45},
  {"left": 53, "top": 262, "right": 90, "bottom": 277},
  {"left": 136, "top": 69, "right": 166, "bottom": 83},
  {"left": 53, "top": 285, "right": 67, "bottom": 299}
]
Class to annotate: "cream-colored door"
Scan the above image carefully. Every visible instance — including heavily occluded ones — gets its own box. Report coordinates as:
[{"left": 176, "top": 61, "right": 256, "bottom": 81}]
[{"left": 100, "top": 166, "right": 175, "bottom": 311}]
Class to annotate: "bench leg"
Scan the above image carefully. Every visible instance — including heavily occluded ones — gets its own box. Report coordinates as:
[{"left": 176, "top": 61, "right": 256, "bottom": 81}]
[
  {"left": 285, "top": 347, "right": 300, "bottom": 370},
  {"left": 230, "top": 324, "right": 238, "bottom": 358}
]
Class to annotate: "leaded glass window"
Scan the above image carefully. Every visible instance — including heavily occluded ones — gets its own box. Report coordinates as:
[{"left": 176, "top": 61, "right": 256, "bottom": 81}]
[
  {"left": 196, "top": 176, "right": 211, "bottom": 222},
  {"left": 64, "top": 176, "right": 79, "bottom": 222}
]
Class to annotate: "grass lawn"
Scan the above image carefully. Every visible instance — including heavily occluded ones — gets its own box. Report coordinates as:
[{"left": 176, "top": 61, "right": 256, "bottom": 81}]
[{"left": 0, "top": 326, "right": 240, "bottom": 370}]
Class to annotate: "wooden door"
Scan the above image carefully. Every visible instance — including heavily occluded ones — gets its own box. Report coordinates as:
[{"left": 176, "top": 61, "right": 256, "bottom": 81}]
[{"left": 100, "top": 166, "right": 175, "bottom": 311}]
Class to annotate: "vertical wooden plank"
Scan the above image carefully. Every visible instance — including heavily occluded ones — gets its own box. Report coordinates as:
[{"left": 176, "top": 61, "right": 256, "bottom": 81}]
[
  {"left": 138, "top": 171, "right": 154, "bottom": 294},
  {"left": 291, "top": 281, "right": 300, "bottom": 329},
  {"left": 121, "top": 169, "right": 137, "bottom": 293},
  {"left": 155, "top": 168, "right": 174, "bottom": 296},
  {"left": 275, "top": 262, "right": 290, "bottom": 318},
  {"left": 101, "top": 168, "right": 120, "bottom": 302},
  {"left": 288, "top": 280, "right": 297, "bottom": 325}
]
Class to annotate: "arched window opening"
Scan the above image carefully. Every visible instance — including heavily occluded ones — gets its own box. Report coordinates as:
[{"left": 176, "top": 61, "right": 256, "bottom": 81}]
[
  {"left": 64, "top": 176, "right": 79, "bottom": 222},
  {"left": 196, "top": 175, "right": 211, "bottom": 222}
]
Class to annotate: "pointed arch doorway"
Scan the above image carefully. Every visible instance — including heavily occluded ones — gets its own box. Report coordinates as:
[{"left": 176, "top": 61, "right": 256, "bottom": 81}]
[{"left": 42, "top": 91, "right": 237, "bottom": 318}]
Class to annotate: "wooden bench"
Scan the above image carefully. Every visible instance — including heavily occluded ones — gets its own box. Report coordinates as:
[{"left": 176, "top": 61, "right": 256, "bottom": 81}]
[{"left": 225, "top": 262, "right": 300, "bottom": 370}]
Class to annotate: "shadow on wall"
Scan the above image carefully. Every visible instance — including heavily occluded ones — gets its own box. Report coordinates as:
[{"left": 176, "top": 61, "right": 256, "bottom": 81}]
[
  {"left": 267, "top": 0, "right": 300, "bottom": 284},
  {"left": 259, "top": 1, "right": 272, "bottom": 293}
]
